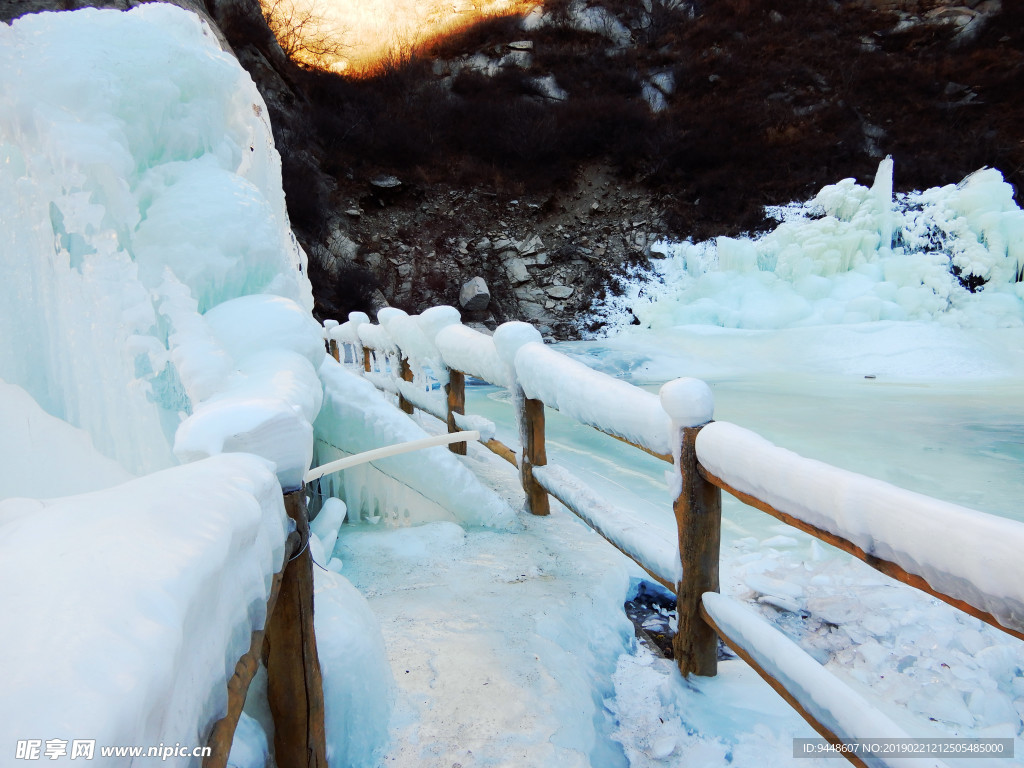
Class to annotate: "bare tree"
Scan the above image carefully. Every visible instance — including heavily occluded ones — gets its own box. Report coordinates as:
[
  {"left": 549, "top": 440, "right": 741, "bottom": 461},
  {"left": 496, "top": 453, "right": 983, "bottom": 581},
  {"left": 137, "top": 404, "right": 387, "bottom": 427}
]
[{"left": 261, "top": 0, "right": 348, "bottom": 70}]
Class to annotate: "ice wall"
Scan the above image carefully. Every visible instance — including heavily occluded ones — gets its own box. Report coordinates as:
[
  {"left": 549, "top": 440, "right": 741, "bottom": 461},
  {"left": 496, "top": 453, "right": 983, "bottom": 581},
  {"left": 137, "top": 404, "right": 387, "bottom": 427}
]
[
  {"left": 0, "top": 5, "right": 314, "bottom": 477},
  {"left": 0, "top": 379, "right": 135, "bottom": 498},
  {"left": 589, "top": 160, "right": 1024, "bottom": 333},
  {"left": 0, "top": 454, "right": 288, "bottom": 766}
]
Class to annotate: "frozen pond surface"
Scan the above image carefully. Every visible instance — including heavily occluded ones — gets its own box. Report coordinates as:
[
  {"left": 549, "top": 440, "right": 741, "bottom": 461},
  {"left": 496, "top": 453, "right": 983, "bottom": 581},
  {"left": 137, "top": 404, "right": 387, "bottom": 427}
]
[{"left": 467, "top": 362, "right": 1024, "bottom": 535}]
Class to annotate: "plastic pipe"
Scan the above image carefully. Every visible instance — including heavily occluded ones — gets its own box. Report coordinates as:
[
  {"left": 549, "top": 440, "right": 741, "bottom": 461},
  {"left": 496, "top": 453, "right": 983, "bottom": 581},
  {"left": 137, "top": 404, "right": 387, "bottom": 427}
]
[{"left": 304, "top": 430, "right": 481, "bottom": 483}]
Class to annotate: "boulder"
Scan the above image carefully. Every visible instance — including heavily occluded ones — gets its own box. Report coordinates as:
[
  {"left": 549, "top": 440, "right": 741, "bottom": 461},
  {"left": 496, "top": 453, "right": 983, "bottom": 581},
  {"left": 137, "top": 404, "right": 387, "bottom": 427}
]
[
  {"left": 518, "top": 301, "right": 554, "bottom": 323},
  {"left": 329, "top": 233, "right": 359, "bottom": 261},
  {"left": 517, "top": 234, "right": 545, "bottom": 256},
  {"left": 370, "top": 174, "right": 402, "bottom": 189},
  {"left": 459, "top": 277, "right": 491, "bottom": 311},
  {"left": 505, "top": 258, "right": 531, "bottom": 284},
  {"left": 546, "top": 285, "right": 574, "bottom": 299}
]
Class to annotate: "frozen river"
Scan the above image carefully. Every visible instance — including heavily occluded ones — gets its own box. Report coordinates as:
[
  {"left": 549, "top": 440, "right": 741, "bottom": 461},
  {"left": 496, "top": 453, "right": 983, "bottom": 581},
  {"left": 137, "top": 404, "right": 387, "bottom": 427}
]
[{"left": 465, "top": 325, "right": 1024, "bottom": 543}]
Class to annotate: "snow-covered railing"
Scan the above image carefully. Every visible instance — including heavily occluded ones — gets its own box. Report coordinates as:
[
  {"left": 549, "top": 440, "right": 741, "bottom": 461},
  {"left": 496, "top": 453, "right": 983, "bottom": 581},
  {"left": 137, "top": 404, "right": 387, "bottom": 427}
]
[
  {"left": 206, "top": 487, "right": 327, "bottom": 768},
  {"left": 682, "top": 425, "right": 1023, "bottom": 767},
  {"left": 514, "top": 340, "right": 675, "bottom": 460},
  {"left": 326, "top": 312, "right": 518, "bottom": 465},
  {"left": 696, "top": 422, "right": 1024, "bottom": 643},
  {"left": 323, "top": 307, "right": 1023, "bottom": 768},
  {"left": 320, "top": 311, "right": 714, "bottom": 601}
]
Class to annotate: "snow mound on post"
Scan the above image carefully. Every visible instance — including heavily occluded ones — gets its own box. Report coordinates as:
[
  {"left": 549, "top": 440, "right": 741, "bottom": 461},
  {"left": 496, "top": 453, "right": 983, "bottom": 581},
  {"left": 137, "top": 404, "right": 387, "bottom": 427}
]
[
  {"left": 416, "top": 305, "right": 461, "bottom": 343},
  {"left": 697, "top": 421, "right": 1024, "bottom": 635},
  {"left": 436, "top": 324, "right": 511, "bottom": 387},
  {"left": 493, "top": 321, "right": 543, "bottom": 375},
  {"left": 358, "top": 322, "right": 399, "bottom": 355},
  {"left": 329, "top": 312, "right": 370, "bottom": 349},
  {"left": 659, "top": 377, "right": 714, "bottom": 428},
  {"left": 315, "top": 359, "right": 517, "bottom": 529},
  {"left": 0, "top": 454, "right": 288, "bottom": 760}
]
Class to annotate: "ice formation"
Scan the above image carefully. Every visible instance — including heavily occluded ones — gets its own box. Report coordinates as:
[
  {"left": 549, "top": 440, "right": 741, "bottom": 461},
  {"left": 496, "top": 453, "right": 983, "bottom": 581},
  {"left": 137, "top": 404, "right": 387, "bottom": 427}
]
[
  {"left": 314, "top": 569, "right": 395, "bottom": 768},
  {"left": 0, "top": 379, "right": 135, "bottom": 498},
  {"left": 0, "top": 7, "right": 393, "bottom": 764},
  {"left": 0, "top": 454, "right": 288, "bottom": 762},
  {"left": 590, "top": 159, "right": 1024, "bottom": 333},
  {"left": 315, "top": 359, "right": 517, "bottom": 528},
  {"left": 0, "top": 4, "right": 315, "bottom": 479}
]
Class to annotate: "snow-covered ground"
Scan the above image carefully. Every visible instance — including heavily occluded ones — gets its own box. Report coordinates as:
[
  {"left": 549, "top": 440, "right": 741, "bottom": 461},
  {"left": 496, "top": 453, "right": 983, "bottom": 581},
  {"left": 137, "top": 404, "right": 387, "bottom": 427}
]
[{"left": 2, "top": 5, "right": 1023, "bottom": 768}]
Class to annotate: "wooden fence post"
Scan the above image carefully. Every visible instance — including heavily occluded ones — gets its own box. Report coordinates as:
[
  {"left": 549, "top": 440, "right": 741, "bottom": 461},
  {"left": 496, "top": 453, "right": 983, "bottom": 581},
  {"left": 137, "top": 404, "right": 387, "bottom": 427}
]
[
  {"left": 265, "top": 489, "right": 328, "bottom": 768},
  {"left": 203, "top": 561, "right": 289, "bottom": 768},
  {"left": 397, "top": 357, "right": 415, "bottom": 414},
  {"left": 518, "top": 391, "right": 549, "bottom": 516},
  {"left": 446, "top": 369, "right": 467, "bottom": 455},
  {"left": 363, "top": 346, "right": 372, "bottom": 373},
  {"left": 673, "top": 423, "right": 721, "bottom": 677},
  {"left": 328, "top": 339, "right": 340, "bottom": 362}
]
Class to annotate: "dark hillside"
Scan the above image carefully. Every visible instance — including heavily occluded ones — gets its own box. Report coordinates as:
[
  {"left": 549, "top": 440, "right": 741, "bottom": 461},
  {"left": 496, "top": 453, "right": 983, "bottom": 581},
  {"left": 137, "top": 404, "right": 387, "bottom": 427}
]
[
  {"left": 287, "top": 0, "right": 1020, "bottom": 332},
  {"left": 306, "top": 0, "right": 1021, "bottom": 240}
]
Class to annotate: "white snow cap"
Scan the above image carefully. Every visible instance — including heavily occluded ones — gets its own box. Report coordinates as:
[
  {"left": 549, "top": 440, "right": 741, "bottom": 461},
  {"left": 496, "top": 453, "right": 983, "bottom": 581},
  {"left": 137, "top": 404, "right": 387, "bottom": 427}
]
[
  {"left": 357, "top": 322, "right": 398, "bottom": 354},
  {"left": 417, "top": 305, "right": 462, "bottom": 340},
  {"left": 514, "top": 342, "right": 675, "bottom": 456},
  {"left": 174, "top": 398, "right": 314, "bottom": 491},
  {"left": 659, "top": 377, "right": 715, "bottom": 427},
  {"left": 435, "top": 324, "right": 511, "bottom": 387},
  {"left": 376, "top": 307, "right": 408, "bottom": 325},
  {"left": 493, "top": 321, "right": 543, "bottom": 378}
]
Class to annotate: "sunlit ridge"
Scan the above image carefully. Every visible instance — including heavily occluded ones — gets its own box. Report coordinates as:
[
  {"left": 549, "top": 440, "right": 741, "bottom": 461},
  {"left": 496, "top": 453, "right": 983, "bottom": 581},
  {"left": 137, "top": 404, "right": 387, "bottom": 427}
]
[{"left": 267, "top": 0, "right": 539, "bottom": 73}]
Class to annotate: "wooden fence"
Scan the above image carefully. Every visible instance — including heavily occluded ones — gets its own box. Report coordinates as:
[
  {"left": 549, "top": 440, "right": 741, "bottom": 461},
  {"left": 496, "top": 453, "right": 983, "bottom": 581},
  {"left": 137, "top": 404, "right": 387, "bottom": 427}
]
[
  {"left": 327, "top": 312, "right": 1024, "bottom": 768},
  {"left": 204, "top": 489, "right": 327, "bottom": 768}
]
